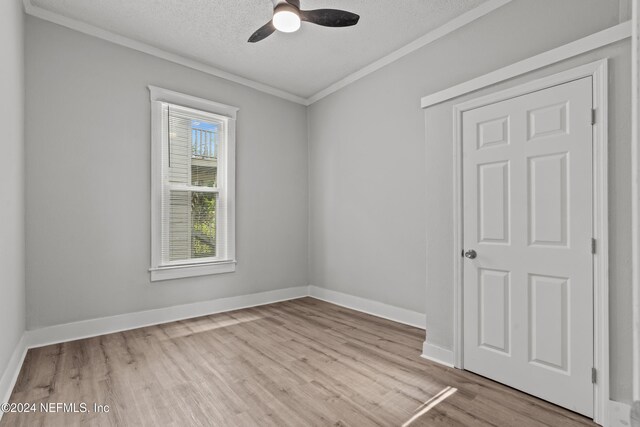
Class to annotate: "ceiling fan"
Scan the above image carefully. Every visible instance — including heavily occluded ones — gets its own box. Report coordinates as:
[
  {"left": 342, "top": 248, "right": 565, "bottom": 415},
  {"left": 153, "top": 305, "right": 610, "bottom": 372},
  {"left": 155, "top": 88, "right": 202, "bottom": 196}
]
[{"left": 248, "top": 0, "right": 360, "bottom": 43}]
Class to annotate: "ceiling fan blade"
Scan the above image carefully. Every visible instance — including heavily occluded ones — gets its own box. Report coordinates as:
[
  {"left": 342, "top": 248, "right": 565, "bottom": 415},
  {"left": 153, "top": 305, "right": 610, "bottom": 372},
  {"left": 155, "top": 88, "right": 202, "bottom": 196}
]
[
  {"left": 300, "top": 9, "right": 359, "bottom": 27},
  {"left": 248, "top": 21, "right": 276, "bottom": 43}
]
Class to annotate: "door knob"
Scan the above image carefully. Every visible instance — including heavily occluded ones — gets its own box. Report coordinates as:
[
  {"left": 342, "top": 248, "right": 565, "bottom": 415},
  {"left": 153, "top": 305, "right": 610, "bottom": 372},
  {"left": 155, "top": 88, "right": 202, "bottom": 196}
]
[{"left": 464, "top": 249, "right": 477, "bottom": 259}]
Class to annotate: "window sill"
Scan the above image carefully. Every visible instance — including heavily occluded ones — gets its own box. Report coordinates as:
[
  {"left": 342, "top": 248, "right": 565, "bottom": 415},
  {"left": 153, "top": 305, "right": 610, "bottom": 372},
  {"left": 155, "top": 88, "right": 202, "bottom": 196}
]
[{"left": 150, "top": 260, "right": 236, "bottom": 282}]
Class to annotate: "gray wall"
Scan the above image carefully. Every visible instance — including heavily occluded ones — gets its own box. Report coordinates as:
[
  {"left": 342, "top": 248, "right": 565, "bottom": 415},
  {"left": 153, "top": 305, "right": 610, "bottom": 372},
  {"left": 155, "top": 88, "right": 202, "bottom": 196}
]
[
  {"left": 25, "top": 17, "right": 309, "bottom": 329},
  {"left": 307, "top": 0, "right": 632, "bottom": 401},
  {"left": 0, "top": 0, "right": 26, "bottom": 385}
]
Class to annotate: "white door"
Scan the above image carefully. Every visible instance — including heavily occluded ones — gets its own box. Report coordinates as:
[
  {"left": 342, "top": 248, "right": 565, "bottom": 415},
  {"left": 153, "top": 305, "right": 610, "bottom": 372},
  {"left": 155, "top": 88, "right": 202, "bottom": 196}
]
[{"left": 462, "top": 77, "right": 594, "bottom": 416}]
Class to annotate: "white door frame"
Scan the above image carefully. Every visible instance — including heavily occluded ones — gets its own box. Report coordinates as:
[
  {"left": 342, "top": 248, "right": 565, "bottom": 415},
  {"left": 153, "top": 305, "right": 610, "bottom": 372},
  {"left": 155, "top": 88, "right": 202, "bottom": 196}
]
[
  {"left": 451, "top": 60, "right": 609, "bottom": 425},
  {"left": 631, "top": 0, "right": 640, "bottom": 411}
]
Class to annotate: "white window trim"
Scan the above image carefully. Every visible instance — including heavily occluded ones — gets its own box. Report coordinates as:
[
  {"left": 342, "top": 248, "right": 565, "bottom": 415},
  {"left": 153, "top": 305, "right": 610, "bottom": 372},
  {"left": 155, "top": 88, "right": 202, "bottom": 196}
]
[{"left": 148, "top": 86, "right": 238, "bottom": 281}]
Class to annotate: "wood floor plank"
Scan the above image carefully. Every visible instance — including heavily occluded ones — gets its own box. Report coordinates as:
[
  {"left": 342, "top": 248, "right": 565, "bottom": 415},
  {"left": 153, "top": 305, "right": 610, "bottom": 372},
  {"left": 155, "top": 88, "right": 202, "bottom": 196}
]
[{"left": 1, "top": 298, "right": 596, "bottom": 427}]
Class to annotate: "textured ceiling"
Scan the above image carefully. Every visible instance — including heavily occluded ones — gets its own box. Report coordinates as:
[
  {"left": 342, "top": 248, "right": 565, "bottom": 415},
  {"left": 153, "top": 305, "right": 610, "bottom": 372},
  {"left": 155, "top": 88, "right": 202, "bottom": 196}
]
[{"left": 31, "top": 0, "right": 488, "bottom": 98}]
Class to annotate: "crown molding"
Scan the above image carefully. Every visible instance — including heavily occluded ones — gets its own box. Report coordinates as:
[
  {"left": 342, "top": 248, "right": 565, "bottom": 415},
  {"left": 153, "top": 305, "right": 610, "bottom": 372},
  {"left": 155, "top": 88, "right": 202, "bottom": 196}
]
[
  {"left": 305, "top": 0, "right": 513, "bottom": 104},
  {"left": 22, "top": 0, "right": 512, "bottom": 106},
  {"left": 21, "top": 0, "right": 310, "bottom": 105}
]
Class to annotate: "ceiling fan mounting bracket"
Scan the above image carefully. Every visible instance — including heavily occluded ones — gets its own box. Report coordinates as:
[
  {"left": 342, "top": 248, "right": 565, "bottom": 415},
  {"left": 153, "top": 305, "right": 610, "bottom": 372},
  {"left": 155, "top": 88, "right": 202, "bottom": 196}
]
[
  {"left": 275, "top": 2, "right": 298, "bottom": 15},
  {"left": 283, "top": 0, "right": 300, "bottom": 9}
]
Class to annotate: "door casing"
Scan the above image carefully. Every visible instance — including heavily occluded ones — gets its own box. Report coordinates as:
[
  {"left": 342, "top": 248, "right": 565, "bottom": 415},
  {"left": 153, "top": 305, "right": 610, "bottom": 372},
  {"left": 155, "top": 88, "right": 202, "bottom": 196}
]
[{"left": 451, "top": 60, "right": 609, "bottom": 425}]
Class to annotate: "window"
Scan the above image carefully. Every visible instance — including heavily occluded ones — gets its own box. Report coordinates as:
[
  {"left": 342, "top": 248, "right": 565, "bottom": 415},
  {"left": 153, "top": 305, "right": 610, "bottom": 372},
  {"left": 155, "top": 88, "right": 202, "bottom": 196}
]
[{"left": 149, "top": 87, "right": 237, "bottom": 281}]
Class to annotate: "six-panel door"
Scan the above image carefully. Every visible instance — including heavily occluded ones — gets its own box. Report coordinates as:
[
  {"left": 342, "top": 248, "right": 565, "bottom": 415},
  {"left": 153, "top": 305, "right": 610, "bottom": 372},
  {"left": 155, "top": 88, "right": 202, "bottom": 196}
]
[{"left": 462, "top": 77, "right": 594, "bottom": 416}]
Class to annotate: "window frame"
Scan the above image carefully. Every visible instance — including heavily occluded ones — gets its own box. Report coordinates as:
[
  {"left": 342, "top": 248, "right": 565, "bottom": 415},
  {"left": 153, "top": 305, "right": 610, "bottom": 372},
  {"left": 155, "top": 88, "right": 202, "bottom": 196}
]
[{"left": 149, "top": 86, "right": 238, "bottom": 281}]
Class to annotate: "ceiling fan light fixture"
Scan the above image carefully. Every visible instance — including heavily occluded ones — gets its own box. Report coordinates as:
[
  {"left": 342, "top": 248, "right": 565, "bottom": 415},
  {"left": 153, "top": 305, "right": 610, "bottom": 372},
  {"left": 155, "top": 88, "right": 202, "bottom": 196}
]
[
  {"left": 272, "top": 4, "right": 301, "bottom": 33},
  {"left": 248, "top": 0, "right": 359, "bottom": 43}
]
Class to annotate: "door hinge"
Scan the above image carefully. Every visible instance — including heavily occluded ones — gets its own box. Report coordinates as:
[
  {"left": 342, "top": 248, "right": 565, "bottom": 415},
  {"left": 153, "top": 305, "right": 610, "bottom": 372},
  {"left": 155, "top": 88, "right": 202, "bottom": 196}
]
[
  {"left": 591, "top": 108, "right": 597, "bottom": 125},
  {"left": 592, "top": 367, "right": 597, "bottom": 384},
  {"left": 591, "top": 238, "right": 597, "bottom": 254}
]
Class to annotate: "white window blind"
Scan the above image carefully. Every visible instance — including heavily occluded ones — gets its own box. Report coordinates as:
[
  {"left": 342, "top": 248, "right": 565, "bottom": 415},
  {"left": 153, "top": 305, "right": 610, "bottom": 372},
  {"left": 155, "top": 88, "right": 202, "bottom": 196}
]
[{"left": 150, "top": 87, "right": 237, "bottom": 281}]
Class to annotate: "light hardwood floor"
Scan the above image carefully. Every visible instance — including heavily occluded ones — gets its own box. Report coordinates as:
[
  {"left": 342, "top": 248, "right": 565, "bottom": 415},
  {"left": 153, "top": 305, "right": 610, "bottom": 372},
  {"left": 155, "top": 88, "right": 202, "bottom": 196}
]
[{"left": 1, "top": 298, "right": 596, "bottom": 426}]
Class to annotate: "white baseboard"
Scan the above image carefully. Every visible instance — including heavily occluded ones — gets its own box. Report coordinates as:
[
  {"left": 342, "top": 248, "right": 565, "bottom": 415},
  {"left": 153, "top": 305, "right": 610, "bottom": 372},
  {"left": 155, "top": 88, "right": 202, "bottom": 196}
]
[
  {"left": 308, "top": 285, "right": 426, "bottom": 329},
  {"left": 609, "top": 400, "right": 632, "bottom": 427},
  {"left": 0, "top": 333, "right": 28, "bottom": 421},
  {"left": 630, "top": 402, "right": 639, "bottom": 427},
  {"left": 26, "top": 286, "right": 309, "bottom": 349},
  {"left": 421, "top": 341, "right": 455, "bottom": 368},
  {"left": 25, "top": 286, "right": 427, "bottom": 350}
]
